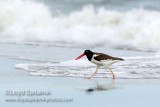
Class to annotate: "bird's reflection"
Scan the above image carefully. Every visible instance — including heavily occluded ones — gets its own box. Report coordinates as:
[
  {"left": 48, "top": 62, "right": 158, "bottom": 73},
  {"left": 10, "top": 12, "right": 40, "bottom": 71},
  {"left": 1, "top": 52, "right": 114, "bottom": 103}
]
[{"left": 86, "top": 79, "right": 115, "bottom": 93}]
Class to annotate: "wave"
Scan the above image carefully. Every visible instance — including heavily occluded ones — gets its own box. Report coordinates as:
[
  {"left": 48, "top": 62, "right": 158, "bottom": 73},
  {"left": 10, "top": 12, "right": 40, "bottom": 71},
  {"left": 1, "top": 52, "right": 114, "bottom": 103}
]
[
  {"left": 15, "top": 55, "right": 160, "bottom": 79},
  {"left": 1, "top": 0, "right": 160, "bottom": 49}
]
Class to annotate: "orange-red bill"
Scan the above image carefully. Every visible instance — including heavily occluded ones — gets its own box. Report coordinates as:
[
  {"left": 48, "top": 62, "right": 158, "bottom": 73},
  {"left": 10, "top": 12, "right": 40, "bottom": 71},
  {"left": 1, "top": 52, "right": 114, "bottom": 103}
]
[{"left": 75, "top": 53, "right": 85, "bottom": 60}]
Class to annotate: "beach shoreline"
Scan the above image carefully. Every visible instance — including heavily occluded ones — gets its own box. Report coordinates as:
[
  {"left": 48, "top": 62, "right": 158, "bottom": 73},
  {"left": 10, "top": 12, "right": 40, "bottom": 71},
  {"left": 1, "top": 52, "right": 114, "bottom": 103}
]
[{"left": 0, "top": 55, "right": 160, "bottom": 107}]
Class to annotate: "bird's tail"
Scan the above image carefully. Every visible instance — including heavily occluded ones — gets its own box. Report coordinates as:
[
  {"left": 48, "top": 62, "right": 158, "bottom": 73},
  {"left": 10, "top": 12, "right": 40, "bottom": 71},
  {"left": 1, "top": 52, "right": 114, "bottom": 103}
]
[
  {"left": 118, "top": 58, "right": 124, "bottom": 61},
  {"left": 113, "top": 57, "right": 124, "bottom": 61}
]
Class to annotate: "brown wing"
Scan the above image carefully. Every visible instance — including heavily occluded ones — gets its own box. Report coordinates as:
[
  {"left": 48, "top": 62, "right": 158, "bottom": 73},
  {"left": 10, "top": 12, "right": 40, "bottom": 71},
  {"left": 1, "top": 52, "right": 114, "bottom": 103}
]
[{"left": 94, "top": 52, "right": 124, "bottom": 61}]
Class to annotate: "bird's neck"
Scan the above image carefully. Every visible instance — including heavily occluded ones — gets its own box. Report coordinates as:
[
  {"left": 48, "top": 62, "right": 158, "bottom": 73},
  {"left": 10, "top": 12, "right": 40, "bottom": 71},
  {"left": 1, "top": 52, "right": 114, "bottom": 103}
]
[{"left": 86, "top": 53, "right": 93, "bottom": 61}]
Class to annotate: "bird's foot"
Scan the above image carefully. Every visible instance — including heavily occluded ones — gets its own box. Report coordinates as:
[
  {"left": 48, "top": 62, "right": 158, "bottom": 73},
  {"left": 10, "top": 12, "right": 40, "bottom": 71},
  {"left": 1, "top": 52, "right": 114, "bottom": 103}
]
[
  {"left": 84, "top": 77, "right": 91, "bottom": 79},
  {"left": 113, "top": 75, "right": 116, "bottom": 80}
]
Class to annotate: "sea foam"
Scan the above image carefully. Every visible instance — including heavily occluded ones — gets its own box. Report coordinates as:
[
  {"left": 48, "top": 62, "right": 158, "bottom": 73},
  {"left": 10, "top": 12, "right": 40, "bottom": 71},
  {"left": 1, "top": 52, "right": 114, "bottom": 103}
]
[
  {"left": 0, "top": 0, "right": 160, "bottom": 49},
  {"left": 14, "top": 55, "right": 160, "bottom": 79}
]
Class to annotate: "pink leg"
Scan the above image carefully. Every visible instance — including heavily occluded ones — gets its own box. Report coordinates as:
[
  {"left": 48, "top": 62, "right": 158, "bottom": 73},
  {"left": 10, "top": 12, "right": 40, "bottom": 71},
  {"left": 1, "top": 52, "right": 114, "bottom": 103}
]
[
  {"left": 108, "top": 66, "right": 115, "bottom": 80},
  {"left": 85, "top": 67, "right": 98, "bottom": 79}
]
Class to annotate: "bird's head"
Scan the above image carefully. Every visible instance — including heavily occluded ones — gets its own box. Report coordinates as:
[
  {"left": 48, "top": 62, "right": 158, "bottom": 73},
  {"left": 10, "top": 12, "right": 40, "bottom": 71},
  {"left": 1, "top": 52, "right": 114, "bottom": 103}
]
[
  {"left": 75, "top": 49, "right": 93, "bottom": 60},
  {"left": 84, "top": 50, "right": 93, "bottom": 56}
]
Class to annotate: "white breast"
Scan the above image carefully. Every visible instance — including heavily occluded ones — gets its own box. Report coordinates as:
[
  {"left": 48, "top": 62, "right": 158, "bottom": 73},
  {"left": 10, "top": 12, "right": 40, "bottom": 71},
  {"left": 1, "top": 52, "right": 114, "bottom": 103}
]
[{"left": 90, "top": 55, "right": 119, "bottom": 66}]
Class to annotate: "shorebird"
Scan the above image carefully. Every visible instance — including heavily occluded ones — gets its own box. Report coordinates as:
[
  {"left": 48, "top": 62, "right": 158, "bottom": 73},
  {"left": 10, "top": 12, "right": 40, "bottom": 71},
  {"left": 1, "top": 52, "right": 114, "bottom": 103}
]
[{"left": 75, "top": 50, "right": 124, "bottom": 79}]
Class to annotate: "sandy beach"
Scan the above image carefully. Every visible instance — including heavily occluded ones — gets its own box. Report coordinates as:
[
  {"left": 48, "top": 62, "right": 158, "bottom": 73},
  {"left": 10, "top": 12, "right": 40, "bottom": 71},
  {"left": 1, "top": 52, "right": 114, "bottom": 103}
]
[{"left": 1, "top": 55, "right": 160, "bottom": 107}]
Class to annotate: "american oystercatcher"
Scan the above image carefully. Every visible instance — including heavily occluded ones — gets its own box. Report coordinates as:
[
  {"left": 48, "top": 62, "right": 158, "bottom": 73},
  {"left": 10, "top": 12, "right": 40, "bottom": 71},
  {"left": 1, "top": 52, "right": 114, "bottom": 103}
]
[{"left": 75, "top": 50, "right": 124, "bottom": 79}]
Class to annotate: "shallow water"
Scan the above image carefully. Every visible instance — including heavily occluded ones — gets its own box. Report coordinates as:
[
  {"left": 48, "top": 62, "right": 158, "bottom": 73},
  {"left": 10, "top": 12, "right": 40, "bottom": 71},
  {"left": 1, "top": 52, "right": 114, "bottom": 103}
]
[{"left": 0, "top": 42, "right": 159, "bottom": 79}]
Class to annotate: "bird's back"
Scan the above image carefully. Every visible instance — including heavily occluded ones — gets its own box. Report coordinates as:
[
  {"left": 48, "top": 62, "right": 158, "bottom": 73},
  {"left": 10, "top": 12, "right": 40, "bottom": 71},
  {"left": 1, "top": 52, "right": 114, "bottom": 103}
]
[{"left": 93, "top": 52, "right": 124, "bottom": 61}]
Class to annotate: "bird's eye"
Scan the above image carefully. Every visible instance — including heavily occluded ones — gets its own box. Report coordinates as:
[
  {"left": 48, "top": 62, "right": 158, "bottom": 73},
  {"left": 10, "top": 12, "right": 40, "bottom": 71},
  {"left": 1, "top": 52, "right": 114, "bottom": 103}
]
[{"left": 86, "top": 51, "right": 88, "bottom": 52}]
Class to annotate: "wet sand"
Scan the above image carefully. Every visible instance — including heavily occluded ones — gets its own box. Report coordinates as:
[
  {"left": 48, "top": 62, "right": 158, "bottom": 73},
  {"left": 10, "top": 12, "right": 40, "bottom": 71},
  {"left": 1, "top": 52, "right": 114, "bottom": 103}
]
[{"left": 0, "top": 56, "right": 160, "bottom": 107}]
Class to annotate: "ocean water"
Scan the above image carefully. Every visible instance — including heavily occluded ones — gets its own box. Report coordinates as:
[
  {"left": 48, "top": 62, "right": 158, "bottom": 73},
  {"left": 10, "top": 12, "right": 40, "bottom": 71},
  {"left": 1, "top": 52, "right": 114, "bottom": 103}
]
[{"left": 0, "top": 0, "right": 160, "bottom": 79}]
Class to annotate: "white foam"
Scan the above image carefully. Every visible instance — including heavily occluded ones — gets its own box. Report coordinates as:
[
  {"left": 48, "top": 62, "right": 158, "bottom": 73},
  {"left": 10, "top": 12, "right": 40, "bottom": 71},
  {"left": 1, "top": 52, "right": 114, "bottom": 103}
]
[
  {"left": 15, "top": 63, "right": 38, "bottom": 72},
  {"left": 155, "top": 51, "right": 160, "bottom": 57},
  {"left": 14, "top": 56, "right": 160, "bottom": 79},
  {"left": 0, "top": 0, "right": 160, "bottom": 49},
  {"left": 60, "top": 59, "right": 93, "bottom": 66}
]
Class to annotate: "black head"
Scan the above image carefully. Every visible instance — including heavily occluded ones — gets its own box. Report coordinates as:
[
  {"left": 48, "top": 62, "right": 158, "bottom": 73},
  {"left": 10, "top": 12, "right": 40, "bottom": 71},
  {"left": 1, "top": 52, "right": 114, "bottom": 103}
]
[{"left": 84, "top": 50, "right": 93, "bottom": 61}]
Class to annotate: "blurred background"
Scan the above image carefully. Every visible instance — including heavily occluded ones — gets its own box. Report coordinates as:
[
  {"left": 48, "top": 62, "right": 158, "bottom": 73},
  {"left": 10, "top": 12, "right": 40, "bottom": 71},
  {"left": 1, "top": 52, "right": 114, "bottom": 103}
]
[{"left": 0, "top": 0, "right": 160, "bottom": 50}]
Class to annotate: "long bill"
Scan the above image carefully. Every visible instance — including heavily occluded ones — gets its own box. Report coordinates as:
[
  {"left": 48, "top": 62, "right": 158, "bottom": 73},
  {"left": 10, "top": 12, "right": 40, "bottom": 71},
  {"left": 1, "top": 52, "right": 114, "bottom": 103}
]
[{"left": 75, "top": 53, "right": 85, "bottom": 60}]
